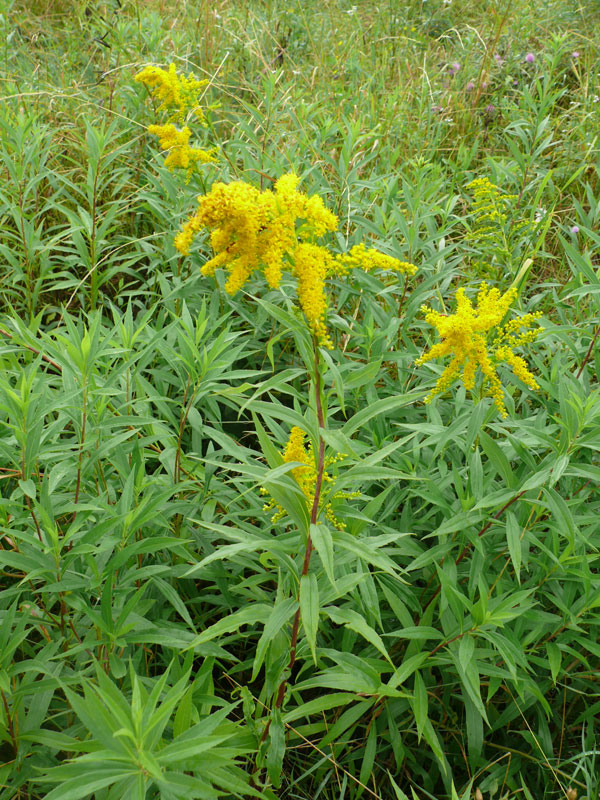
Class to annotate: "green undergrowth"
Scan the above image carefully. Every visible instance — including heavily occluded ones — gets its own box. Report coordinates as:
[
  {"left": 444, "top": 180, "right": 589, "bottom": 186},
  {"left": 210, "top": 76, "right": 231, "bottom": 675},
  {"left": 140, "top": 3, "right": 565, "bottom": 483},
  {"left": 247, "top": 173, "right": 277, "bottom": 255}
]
[{"left": 0, "top": 1, "right": 599, "bottom": 799}]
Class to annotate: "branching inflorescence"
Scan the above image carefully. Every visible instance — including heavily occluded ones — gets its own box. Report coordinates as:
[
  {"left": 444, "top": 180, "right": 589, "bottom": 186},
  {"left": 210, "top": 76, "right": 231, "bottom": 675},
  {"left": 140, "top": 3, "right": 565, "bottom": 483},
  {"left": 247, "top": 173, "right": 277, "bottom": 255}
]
[
  {"left": 135, "top": 63, "right": 217, "bottom": 181},
  {"left": 416, "top": 283, "right": 541, "bottom": 417},
  {"left": 465, "top": 177, "right": 532, "bottom": 278},
  {"left": 175, "top": 174, "right": 416, "bottom": 346}
]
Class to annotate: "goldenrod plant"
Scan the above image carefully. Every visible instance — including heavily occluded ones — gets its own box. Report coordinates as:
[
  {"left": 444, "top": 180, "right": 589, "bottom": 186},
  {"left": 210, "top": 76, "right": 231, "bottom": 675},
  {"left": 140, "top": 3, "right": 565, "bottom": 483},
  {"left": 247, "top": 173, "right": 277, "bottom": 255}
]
[
  {"left": 148, "top": 62, "right": 546, "bottom": 795},
  {"left": 1, "top": 6, "right": 600, "bottom": 800},
  {"left": 464, "top": 177, "right": 537, "bottom": 281}
]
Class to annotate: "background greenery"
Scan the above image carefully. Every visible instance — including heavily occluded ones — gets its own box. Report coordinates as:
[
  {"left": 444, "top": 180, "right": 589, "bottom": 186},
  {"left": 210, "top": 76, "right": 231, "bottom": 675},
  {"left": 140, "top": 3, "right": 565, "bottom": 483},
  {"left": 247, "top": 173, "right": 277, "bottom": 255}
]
[{"left": 0, "top": 0, "right": 599, "bottom": 798}]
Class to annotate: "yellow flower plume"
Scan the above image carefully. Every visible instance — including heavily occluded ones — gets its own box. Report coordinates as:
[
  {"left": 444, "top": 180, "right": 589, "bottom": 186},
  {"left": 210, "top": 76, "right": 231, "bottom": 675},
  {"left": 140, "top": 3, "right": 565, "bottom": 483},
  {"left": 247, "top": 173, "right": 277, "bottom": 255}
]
[
  {"left": 136, "top": 64, "right": 215, "bottom": 180},
  {"left": 175, "top": 174, "right": 416, "bottom": 346},
  {"left": 332, "top": 243, "right": 417, "bottom": 278},
  {"left": 135, "top": 63, "right": 208, "bottom": 124},
  {"left": 147, "top": 123, "right": 216, "bottom": 181},
  {"left": 416, "top": 283, "right": 541, "bottom": 417}
]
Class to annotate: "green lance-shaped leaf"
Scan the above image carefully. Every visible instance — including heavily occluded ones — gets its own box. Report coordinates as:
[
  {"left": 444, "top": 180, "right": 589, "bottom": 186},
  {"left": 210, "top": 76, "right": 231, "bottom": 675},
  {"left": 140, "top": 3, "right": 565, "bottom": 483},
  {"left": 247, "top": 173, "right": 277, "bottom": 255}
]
[
  {"left": 266, "top": 707, "right": 286, "bottom": 789},
  {"left": 252, "top": 597, "right": 298, "bottom": 681},
  {"left": 300, "top": 573, "right": 320, "bottom": 663},
  {"left": 506, "top": 511, "right": 522, "bottom": 579},
  {"left": 324, "top": 606, "right": 392, "bottom": 663},
  {"left": 310, "top": 523, "right": 336, "bottom": 588},
  {"left": 410, "top": 670, "right": 428, "bottom": 742}
]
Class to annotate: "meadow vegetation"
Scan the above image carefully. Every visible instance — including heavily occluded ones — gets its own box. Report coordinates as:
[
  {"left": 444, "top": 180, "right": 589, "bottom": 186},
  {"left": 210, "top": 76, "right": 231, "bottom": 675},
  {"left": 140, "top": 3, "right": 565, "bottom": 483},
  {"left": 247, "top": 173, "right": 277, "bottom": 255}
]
[{"left": 0, "top": 0, "right": 599, "bottom": 798}]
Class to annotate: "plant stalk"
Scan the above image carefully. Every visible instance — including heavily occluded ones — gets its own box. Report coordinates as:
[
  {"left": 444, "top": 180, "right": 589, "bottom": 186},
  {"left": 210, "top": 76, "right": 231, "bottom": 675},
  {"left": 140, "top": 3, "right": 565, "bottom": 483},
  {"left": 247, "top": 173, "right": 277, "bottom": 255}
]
[{"left": 260, "top": 337, "right": 326, "bottom": 746}]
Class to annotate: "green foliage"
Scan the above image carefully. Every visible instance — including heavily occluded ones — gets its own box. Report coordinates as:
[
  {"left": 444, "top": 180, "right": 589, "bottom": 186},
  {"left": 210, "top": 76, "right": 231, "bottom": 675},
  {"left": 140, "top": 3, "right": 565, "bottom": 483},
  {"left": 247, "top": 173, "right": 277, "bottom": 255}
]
[{"left": 0, "top": 1, "right": 599, "bottom": 799}]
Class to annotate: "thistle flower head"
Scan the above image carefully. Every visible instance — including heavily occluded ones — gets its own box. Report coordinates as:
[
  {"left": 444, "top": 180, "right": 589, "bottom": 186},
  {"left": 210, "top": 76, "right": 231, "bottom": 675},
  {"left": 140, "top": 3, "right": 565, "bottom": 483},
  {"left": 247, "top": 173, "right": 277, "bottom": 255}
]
[{"left": 416, "top": 283, "right": 541, "bottom": 417}]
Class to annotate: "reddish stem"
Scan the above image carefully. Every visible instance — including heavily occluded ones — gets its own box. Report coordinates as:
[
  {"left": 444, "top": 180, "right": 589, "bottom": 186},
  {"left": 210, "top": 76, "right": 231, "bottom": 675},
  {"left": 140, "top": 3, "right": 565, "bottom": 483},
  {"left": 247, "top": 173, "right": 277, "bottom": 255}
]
[
  {"left": 422, "top": 490, "right": 525, "bottom": 612},
  {"left": 261, "top": 338, "right": 326, "bottom": 743},
  {"left": 576, "top": 324, "right": 600, "bottom": 380}
]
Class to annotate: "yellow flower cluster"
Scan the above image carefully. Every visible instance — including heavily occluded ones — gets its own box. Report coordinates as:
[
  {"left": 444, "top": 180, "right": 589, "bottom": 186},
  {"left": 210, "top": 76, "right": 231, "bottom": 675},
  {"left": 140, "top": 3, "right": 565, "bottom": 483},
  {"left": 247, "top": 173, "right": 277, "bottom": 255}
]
[
  {"left": 136, "top": 64, "right": 215, "bottom": 181},
  {"left": 175, "top": 173, "right": 416, "bottom": 345},
  {"left": 147, "top": 124, "right": 216, "bottom": 181},
  {"left": 135, "top": 63, "right": 208, "bottom": 123},
  {"left": 262, "top": 427, "right": 357, "bottom": 529},
  {"left": 465, "top": 177, "right": 530, "bottom": 276},
  {"left": 416, "top": 283, "right": 541, "bottom": 417},
  {"left": 466, "top": 177, "right": 513, "bottom": 237},
  {"left": 333, "top": 243, "right": 417, "bottom": 278}
]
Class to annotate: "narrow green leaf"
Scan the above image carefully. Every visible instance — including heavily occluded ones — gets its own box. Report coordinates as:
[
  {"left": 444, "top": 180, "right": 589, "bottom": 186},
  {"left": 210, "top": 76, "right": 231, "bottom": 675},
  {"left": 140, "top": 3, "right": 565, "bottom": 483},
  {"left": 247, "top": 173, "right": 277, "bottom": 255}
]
[
  {"left": 283, "top": 692, "right": 355, "bottom": 724},
  {"left": 172, "top": 686, "right": 194, "bottom": 739},
  {"left": 410, "top": 671, "right": 428, "bottom": 742},
  {"left": 358, "top": 723, "right": 377, "bottom": 793},
  {"left": 458, "top": 634, "right": 475, "bottom": 674},
  {"left": 252, "top": 598, "right": 298, "bottom": 681},
  {"left": 546, "top": 642, "right": 562, "bottom": 684},
  {"left": 43, "top": 768, "right": 137, "bottom": 800},
  {"left": 320, "top": 698, "right": 376, "bottom": 747},
  {"left": 310, "top": 523, "right": 336, "bottom": 588},
  {"left": 478, "top": 430, "right": 516, "bottom": 487},
  {"left": 266, "top": 708, "right": 286, "bottom": 789},
  {"left": 300, "top": 573, "right": 319, "bottom": 663},
  {"left": 324, "top": 606, "right": 392, "bottom": 663},
  {"left": 185, "top": 604, "right": 272, "bottom": 650},
  {"left": 342, "top": 392, "right": 419, "bottom": 436},
  {"left": 18, "top": 478, "right": 36, "bottom": 499},
  {"left": 464, "top": 693, "right": 483, "bottom": 765},
  {"left": 422, "top": 718, "right": 448, "bottom": 776},
  {"left": 388, "top": 653, "right": 429, "bottom": 689},
  {"left": 506, "top": 512, "right": 522, "bottom": 579},
  {"left": 388, "top": 773, "right": 411, "bottom": 800}
]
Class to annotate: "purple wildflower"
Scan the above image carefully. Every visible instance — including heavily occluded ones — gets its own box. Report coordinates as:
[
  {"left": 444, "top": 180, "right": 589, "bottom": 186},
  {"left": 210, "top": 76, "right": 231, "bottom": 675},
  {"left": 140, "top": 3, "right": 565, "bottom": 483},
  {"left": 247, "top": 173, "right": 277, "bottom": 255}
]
[
  {"left": 571, "top": 225, "right": 579, "bottom": 234},
  {"left": 525, "top": 52, "right": 535, "bottom": 63},
  {"left": 494, "top": 54, "right": 505, "bottom": 65},
  {"left": 466, "top": 81, "right": 475, "bottom": 91},
  {"left": 572, "top": 51, "right": 580, "bottom": 59}
]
